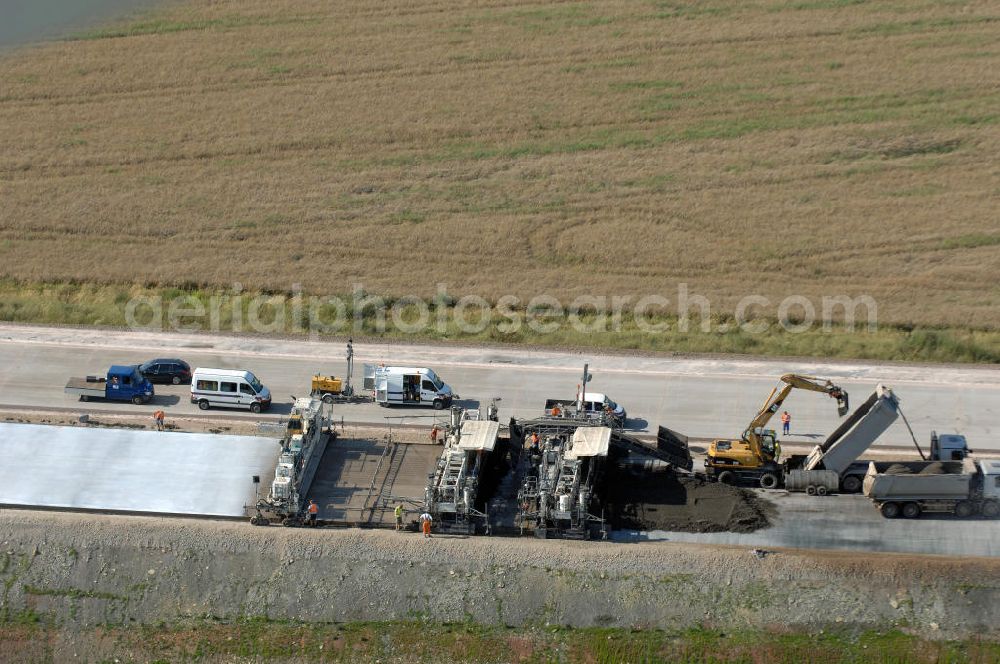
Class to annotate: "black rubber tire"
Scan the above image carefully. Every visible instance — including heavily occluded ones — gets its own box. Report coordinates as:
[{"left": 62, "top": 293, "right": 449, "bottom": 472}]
[
  {"left": 982, "top": 500, "right": 1000, "bottom": 519},
  {"left": 80, "top": 395, "right": 89, "bottom": 402},
  {"left": 132, "top": 395, "right": 143, "bottom": 405},
  {"left": 841, "top": 475, "right": 862, "bottom": 494},
  {"left": 902, "top": 502, "right": 921, "bottom": 519},
  {"left": 880, "top": 502, "right": 901, "bottom": 519},
  {"left": 198, "top": 400, "right": 210, "bottom": 411},
  {"left": 759, "top": 472, "right": 780, "bottom": 490},
  {"left": 250, "top": 402, "right": 262, "bottom": 414},
  {"left": 716, "top": 471, "right": 735, "bottom": 485},
  {"left": 433, "top": 400, "right": 445, "bottom": 410},
  {"left": 805, "top": 485, "right": 816, "bottom": 496},
  {"left": 816, "top": 485, "right": 828, "bottom": 497},
  {"left": 954, "top": 501, "right": 974, "bottom": 518},
  {"left": 172, "top": 376, "right": 181, "bottom": 385},
  {"left": 322, "top": 394, "right": 335, "bottom": 405}
]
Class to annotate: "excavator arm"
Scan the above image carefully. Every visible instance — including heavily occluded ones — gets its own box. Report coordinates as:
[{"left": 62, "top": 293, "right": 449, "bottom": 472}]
[
  {"left": 706, "top": 373, "right": 850, "bottom": 485},
  {"left": 748, "top": 374, "right": 849, "bottom": 431},
  {"left": 743, "top": 374, "right": 849, "bottom": 459}
]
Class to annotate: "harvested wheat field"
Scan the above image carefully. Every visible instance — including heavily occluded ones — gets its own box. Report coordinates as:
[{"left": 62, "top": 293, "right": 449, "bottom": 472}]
[{"left": 0, "top": 0, "right": 998, "bottom": 329}]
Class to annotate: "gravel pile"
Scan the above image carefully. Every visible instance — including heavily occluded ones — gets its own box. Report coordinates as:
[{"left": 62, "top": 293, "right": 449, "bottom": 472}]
[
  {"left": 604, "top": 468, "right": 774, "bottom": 533},
  {"left": 2, "top": 509, "right": 999, "bottom": 638}
]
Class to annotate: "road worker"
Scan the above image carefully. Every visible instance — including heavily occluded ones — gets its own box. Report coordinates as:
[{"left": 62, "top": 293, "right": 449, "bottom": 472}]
[
  {"left": 781, "top": 411, "right": 791, "bottom": 436},
  {"left": 430, "top": 425, "right": 440, "bottom": 444},
  {"left": 152, "top": 409, "right": 165, "bottom": 431},
  {"left": 551, "top": 404, "right": 562, "bottom": 417},
  {"left": 395, "top": 504, "right": 405, "bottom": 531},
  {"left": 307, "top": 499, "right": 319, "bottom": 526},
  {"left": 419, "top": 512, "right": 433, "bottom": 538}
]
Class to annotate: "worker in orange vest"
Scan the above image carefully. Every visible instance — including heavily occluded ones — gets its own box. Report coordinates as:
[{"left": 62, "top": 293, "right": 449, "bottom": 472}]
[
  {"left": 152, "top": 410, "right": 165, "bottom": 431},
  {"left": 528, "top": 432, "right": 540, "bottom": 452},
  {"left": 430, "top": 425, "right": 440, "bottom": 444},
  {"left": 781, "top": 411, "right": 791, "bottom": 436},
  {"left": 307, "top": 499, "right": 319, "bottom": 526}
]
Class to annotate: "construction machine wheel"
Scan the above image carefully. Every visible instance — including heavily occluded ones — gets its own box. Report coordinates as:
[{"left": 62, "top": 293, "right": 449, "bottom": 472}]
[
  {"left": 880, "top": 502, "right": 901, "bottom": 519},
  {"left": 954, "top": 501, "right": 974, "bottom": 518},
  {"left": 982, "top": 500, "right": 1000, "bottom": 519},
  {"left": 816, "top": 486, "right": 829, "bottom": 497},
  {"left": 322, "top": 393, "right": 335, "bottom": 405},
  {"left": 805, "top": 485, "right": 816, "bottom": 496},
  {"left": 841, "top": 475, "right": 862, "bottom": 494},
  {"left": 198, "top": 399, "right": 210, "bottom": 410},
  {"left": 716, "top": 471, "right": 735, "bottom": 485},
  {"left": 249, "top": 402, "right": 262, "bottom": 414},
  {"left": 902, "top": 502, "right": 921, "bottom": 519},
  {"left": 249, "top": 515, "right": 269, "bottom": 526},
  {"left": 759, "top": 472, "right": 779, "bottom": 490}
]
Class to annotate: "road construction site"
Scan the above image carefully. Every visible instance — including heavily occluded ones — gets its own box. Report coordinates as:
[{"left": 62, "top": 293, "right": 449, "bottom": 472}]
[
  {"left": 2, "top": 405, "right": 998, "bottom": 558},
  {"left": 0, "top": 324, "right": 998, "bottom": 552},
  {"left": 0, "top": 324, "right": 996, "bottom": 448}
]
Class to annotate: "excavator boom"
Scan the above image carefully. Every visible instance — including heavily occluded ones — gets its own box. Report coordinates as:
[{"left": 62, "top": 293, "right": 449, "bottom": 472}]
[{"left": 706, "top": 373, "right": 850, "bottom": 485}]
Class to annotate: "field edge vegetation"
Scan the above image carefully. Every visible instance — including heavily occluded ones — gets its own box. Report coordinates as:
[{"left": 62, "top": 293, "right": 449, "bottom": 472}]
[
  {"left": 0, "top": 280, "right": 997, "bottom": 364},
  {"left": 2, "top": 617, "right": 1000, "bottom": 664}
]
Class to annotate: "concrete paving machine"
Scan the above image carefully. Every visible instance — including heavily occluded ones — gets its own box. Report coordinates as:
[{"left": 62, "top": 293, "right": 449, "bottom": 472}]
[
  {"left": 423, "top": 408, "right": 501, "bottom": 534},
  {"left": 252, "top": 396, "right": 334, "bottom": 525},
  {"left": 515, "top": 422, "right": 611, "bottom": 539}
]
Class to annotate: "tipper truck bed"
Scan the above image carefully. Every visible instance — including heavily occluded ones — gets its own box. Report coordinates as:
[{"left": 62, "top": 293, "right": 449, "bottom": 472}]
[
  {"left": 783, "top": 385, "right": 899, "bottom": 494},
  {"left": 863, "top": 458, "right": 1000, "bottom": 519}
]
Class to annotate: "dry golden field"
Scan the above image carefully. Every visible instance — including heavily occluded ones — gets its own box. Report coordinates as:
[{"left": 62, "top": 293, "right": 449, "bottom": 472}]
[{"left": 0, "top": 0, "right": 998, "bottom": 331}]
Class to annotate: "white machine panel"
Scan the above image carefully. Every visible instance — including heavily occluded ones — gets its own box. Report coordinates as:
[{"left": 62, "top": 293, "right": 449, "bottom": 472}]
[
  {"left": 458, "top": 420, "right": 500, "bottom": 452},
  {"left": 567, "top": 426, "right": 612, "bottom": 459}
]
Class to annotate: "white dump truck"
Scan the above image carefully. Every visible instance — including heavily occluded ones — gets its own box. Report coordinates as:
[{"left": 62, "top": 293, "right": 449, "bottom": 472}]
[
  {"left": 782, "top": 386, "right": 970, "bottom": 495},
  {"left": 863, "top": 458, "right": 1000, "bottom": 519}
]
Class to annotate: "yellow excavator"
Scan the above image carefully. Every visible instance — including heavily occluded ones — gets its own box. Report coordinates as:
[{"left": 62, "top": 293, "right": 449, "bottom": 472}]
[{"left": 705, "top": 374, "right": 849, "bottom": 489}]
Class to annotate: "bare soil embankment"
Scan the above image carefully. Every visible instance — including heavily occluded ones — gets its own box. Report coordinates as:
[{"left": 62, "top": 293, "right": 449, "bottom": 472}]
[{"left": 2, "top": 510, "right": 999, "bottom": 639}]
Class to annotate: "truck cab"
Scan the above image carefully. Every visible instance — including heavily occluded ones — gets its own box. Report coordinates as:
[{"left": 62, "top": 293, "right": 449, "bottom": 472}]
[
  {"left": 578, "top": 393, "right": 626, "bottom": 425},
  {"left": 65, "top": 365, "right": 155, "bottom": 404},
  {"left": 930, "top": 432, "right": 970, "bottom": 461},
  {"left": 545, "top": 393, "right": 627, "bottom": 425}
]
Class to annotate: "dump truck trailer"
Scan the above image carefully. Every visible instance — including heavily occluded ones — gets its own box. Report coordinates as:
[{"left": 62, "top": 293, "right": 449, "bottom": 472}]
[
  {"left": 783, "top": 386, "right": 900, "bottom": 494},
  {"left": 863, "top": 458, "right": 1000, "bottom": 519}
]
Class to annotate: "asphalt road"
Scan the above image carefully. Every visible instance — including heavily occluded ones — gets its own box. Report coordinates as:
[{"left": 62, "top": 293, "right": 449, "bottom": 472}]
[{"left": 0, "top": 324, "right": 997, "bottom": 451}]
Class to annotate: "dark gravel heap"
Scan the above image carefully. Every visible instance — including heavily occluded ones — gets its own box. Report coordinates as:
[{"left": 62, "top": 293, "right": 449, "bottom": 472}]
[{"left": 605, "top": 468, "right": 775, "bottom": 533}]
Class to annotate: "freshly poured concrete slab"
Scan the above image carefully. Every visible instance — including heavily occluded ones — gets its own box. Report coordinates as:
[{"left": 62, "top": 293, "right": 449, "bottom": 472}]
[{"left": 0, "top": 423, "right": 278, "bottom": 517}]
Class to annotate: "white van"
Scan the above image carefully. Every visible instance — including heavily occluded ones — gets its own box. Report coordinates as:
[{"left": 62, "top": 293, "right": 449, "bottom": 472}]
[
  {"left": 190, "top": 368, "right": 272, "bottom": 413},
  {"left": 364, "top": 365, "right": 454, "bottom": 409}
]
